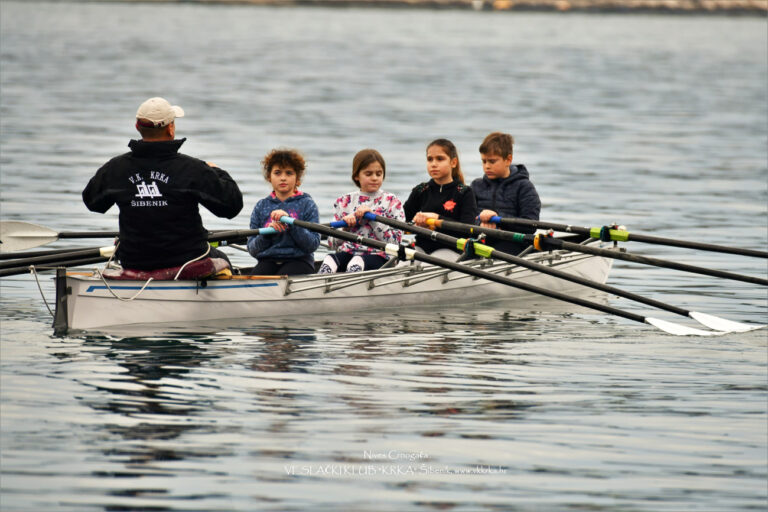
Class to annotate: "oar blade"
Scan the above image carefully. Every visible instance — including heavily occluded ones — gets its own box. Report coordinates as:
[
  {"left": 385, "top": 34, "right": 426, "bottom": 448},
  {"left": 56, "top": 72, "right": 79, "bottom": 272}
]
[
  {"left": 645, "top": 317, "right": 725, "bottom": 336},
  {"left": 688, "top": 311, "right": 764, "bottom": 333},
  {"left": 0, "top": 221, "right": 59, "bottom": 253}
]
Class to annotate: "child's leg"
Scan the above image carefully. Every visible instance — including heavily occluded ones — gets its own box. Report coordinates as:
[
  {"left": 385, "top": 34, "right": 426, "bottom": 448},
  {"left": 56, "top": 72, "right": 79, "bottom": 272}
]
[
  {"left": 318, "top": 254, "right": 339, "bottom": 274},
  {"left": 347, "top": 254, "right": 387, "bottom": 272},
  {"left": 278, "top": 259, "right": 316, "bottom": 276},
  {"left": 319, "top": 252, "right": 353, "bottom": 274},
  {"left": 250, "top": 259, "right": 280, "bottom": 275}
]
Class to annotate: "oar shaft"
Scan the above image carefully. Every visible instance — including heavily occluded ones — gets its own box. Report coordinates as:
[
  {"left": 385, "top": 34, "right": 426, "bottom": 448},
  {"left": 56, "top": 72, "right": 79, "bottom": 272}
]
[
  {"left": 370, "top": 214, "right": 691, "bottom": 317},
  {"left": 624, "top": 231, "right": 768, "bottom": 257},
  {"left": 491, "top": 216, "right": 768, "bottom": 259},
  {"left": 0, "top": 256, "right": 109, "bottom": 278},
  {"left": 0, "top": 247, "right": 90, "bottom": 261},
  {"left": 57, "top": 231, "right": 119, "bottom": 239},
  {"left": 207, "top": 227, "right": 277, "bottom": 244},
  {"left": 0, "top": 228, "right": 274, "bottom": 272},
  {"left": 284, "top": 216, "right": 648, "bottom": 325},
  {"left": 0, "top": 246, "right": 115, "bottom": 270},
  {"left": 552, "top": 238, "right": 768, "bottom": 286}
]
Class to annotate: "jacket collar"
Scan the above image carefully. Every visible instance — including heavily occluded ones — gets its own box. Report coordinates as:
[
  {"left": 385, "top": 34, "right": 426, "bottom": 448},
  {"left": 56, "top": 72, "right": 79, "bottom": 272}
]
[
  {"left": 128, "top": 138, "right": 186, "bottom": 157},
  {"left": 483, "top": 164, "right": 529, "bottom": 184},
  {"left": 270, "top": 190, "right": 304, "bottom": 201},
  {"left": 427, "top": 179, "right": 458, "bottom": 191},
  {"left": 357, "top": 189, "right": 386, "bottom": 202}
]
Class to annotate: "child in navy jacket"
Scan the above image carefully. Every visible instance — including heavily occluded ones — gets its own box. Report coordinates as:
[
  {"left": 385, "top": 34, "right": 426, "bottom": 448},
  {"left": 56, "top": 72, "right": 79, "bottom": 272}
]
[{"left": 471, "top": 132, "right": 541, "bottom": 255}]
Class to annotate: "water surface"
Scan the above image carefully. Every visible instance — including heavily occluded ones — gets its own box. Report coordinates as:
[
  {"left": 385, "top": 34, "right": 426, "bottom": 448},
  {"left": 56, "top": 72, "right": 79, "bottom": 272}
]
[{"left": 1, "top": 2, "right": 766, "bottom": 510}]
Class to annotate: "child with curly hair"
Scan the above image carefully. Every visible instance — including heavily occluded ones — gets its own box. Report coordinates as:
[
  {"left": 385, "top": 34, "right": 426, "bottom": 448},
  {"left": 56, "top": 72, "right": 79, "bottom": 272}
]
[{"left": 246, "top": 148, "right": 320, "bottom": 275}]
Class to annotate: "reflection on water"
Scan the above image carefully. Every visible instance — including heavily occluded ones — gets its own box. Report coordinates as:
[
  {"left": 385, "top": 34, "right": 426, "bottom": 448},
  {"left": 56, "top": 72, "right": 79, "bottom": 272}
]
[{"left": 2, "top": 294, "right": 767, "bottom": 510}]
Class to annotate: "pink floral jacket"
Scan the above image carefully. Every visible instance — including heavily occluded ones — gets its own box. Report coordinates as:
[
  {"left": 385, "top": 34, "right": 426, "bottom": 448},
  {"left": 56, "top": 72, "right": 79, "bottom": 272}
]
[{"left": 328, "top": 189, "right": 405, "bottom": 257}]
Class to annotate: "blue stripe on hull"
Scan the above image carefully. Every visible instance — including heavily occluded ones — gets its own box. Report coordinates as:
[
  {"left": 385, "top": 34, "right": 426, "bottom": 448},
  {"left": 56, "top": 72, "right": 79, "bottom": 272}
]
[{"left": 85, "top": 282, "right": 279, "bottom": 293}]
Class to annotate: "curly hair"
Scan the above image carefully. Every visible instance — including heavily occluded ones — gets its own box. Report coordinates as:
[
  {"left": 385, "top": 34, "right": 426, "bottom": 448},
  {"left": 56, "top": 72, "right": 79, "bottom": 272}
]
[{"left": 261, "top": 148, "right": 306, "bottom": 182}]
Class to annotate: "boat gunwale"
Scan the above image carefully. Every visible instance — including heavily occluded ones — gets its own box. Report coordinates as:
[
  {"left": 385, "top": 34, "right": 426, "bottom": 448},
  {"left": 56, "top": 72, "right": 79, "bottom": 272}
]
[{"left": 64, "top": 246, "right": 602, "bottom": 297}]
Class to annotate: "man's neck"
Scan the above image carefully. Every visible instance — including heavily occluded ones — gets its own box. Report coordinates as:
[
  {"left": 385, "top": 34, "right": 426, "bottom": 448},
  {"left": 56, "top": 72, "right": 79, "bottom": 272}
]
[{"left": 141, "top": 136, "right": 174, "bottom": 142}]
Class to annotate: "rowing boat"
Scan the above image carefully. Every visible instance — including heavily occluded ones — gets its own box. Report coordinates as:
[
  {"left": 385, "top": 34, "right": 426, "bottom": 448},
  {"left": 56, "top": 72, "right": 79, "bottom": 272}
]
[{"left": 52, "top": 241, "right": 613, "bottom": 334}]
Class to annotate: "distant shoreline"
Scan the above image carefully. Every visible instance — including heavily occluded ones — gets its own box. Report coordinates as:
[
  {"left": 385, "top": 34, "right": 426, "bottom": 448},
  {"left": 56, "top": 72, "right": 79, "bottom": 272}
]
[{"left": 105, "top": 0, "right": 768, "bottom": 16}]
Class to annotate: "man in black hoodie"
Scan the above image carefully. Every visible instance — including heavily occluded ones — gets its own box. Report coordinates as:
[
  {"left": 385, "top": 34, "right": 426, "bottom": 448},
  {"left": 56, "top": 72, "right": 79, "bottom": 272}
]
[
  {"left": 83, "top": 97, "right": 243, "bottom": 271},
  {"left": 471, "top": 132, "right": 541, "bottom": 255}
]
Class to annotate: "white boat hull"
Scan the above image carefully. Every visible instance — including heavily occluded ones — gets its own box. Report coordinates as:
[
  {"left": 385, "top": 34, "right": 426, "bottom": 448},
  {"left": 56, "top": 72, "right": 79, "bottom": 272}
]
[{"left": 55, "top": 247, "right": 614, "bottom": 333}]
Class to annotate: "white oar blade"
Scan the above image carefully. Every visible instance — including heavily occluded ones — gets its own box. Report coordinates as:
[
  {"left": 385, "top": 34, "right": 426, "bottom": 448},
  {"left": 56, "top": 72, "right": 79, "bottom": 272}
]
[
  {"left": 645, "top": 317, "right": 725, "bottom": 336},
  {"left": 0, "top": 221, "right": 59, "bottom": 253},
  {"left": 689, "top": 311, "right": 764, "bottom": 333}
]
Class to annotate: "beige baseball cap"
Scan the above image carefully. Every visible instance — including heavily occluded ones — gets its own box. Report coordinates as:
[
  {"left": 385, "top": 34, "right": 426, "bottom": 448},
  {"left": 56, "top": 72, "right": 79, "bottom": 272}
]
[{"left": 136, "top": 97, "right": 185, "bottom": 128}]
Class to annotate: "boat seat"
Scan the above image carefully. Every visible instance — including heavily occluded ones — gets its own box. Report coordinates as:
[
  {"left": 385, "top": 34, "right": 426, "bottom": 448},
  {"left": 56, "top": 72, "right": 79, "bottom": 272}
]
[{"left": 101, "top": 257, "right": 230, "bottom": 281}]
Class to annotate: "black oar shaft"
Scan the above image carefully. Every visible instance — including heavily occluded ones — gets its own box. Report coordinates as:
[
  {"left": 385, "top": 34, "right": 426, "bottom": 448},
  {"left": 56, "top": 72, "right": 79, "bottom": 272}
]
[
  {"left": 0, "top": 247, "right": 111, "bottom": 270},
  {"left": 371, "top": 215, "right": 691, "bottom": 318},
  {"left": 626, "top": 232, "right": 768, "bottom": 258},
  {"left": 57, "top": 231, "right": 119, "bottom": 239},
  {"left": 552, "top": 238, "right": 768, "bottom": 287},
  {"left": 434, "top": 219, "right": 768, "bottom": 287},
  {"left": 0, "top": 256, "right": 109, "bottom": 278},
  {"left": 0, "top": 247, "right": 89, "bottom": 261},
  {"left": 495, "top": 217, "right": 768, "bottom": 259},
  {"left": 287, "top": 217, "right": 648, "bottom": 325}
]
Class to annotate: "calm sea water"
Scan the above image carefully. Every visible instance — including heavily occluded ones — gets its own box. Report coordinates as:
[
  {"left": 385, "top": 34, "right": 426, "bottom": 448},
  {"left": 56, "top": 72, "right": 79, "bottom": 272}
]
[{"left": 1, "top": 1, "right": 766, "bottom": 511}]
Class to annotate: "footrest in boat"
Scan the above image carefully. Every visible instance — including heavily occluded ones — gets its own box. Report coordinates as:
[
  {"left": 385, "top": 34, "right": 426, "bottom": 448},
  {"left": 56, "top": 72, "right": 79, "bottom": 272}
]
[{"left": 102, "top": 258, "right": 230, "bottom": 280}]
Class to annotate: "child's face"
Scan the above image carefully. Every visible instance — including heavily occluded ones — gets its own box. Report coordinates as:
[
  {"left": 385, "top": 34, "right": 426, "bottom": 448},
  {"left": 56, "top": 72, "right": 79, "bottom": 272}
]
[
  {"left": 426, "top": 145, "right": 457, "bottom": 185},
  {"left": 358, "top": 161, "right": 384, "bottom": 194},
  {"left": 481, "top": 152, "right": 513, "bottom": 180},
  {"left": 270, "top": 164, "right": 299, "bottom": 199}
]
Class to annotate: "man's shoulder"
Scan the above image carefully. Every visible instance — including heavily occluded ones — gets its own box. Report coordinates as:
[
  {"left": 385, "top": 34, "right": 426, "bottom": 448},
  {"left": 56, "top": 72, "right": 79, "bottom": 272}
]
[{"left": 103, "top": 150, "right": 134, "bottom": 164}]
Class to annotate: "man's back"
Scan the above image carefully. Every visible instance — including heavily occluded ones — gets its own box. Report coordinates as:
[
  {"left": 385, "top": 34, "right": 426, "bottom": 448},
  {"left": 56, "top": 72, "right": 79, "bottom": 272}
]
[{"left": 83, "top": 98, "right": 243, "bottom": 270}]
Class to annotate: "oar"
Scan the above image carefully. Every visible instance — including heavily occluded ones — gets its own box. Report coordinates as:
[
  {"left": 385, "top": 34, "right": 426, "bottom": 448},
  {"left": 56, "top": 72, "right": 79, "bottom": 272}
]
[
  {"left": 362, "top": 213, "right": 761, "bottom": 333},
  {"left": 0, "top": 256, "right": 114, "bottom": 278},
  {"left": 0, "top": 221, "right": 274, "bottom": 253},
  {"left": 0, "top": 226, "right": 282, "bottom": 277},
  {"left": 427, "top": 218, "right": 767, "bottom": 287},
  {"left": 0, "top": 247, "right": 93, "bottom": 261},
  {"left": 0, "top": 221, "right": 119, "bottom": 253},
  {"left": 280, "top": 215, "right": 722, "bottom": 336},
  {"left": 0, "top": 219, "right": 282, "bottom": 257},
  {"left": 489, "top": 216, "right": 768, "bottom": 259},
  {"left": 207, "top": 226, "right": 277, "bottom": 244},
  {"left": 0, "top": 246, "right": 117, "bottom": 271}
]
